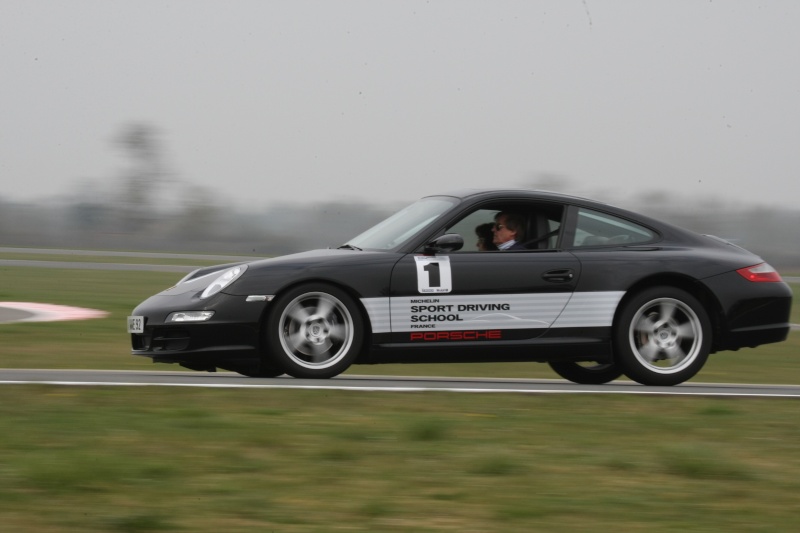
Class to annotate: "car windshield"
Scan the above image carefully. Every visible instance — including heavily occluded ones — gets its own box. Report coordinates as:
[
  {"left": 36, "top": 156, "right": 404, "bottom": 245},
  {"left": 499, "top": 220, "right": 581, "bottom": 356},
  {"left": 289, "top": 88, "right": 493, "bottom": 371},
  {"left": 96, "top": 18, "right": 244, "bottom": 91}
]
[{"left": 344, "top": 196, "right": 458, "bottom": 250}]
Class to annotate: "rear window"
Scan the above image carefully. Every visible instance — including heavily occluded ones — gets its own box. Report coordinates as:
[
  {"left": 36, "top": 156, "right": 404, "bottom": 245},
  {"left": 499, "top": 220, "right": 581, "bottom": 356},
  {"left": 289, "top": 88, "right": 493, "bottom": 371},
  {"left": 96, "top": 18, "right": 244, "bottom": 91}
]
[{"left": 571, "top": 208, "right": 655, "bottom": 247}]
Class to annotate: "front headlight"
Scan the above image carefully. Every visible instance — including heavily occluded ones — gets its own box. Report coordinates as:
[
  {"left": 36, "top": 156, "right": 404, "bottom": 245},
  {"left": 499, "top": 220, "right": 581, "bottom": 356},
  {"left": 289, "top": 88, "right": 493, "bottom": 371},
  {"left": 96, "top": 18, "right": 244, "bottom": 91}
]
[
  {"left": 200, "top": 265, "right": 248, "bottom": 299},
  {"left": 167, "top": 311, "right": 215, "bottom": 323}
]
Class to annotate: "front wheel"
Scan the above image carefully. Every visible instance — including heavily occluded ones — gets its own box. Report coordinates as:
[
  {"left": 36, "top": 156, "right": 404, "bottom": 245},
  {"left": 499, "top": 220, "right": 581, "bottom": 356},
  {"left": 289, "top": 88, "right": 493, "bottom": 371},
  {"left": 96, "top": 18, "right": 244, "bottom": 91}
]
[
  {"left": 233, "top": 363, "right": 285, "bottom": 378},
  {"left": 548, "top": 361, "right": 623, "bottom": 385},
  {"left": 265, "top": 284, "right": 363, "bottom": 379},
  {"left": 615, "top": 286, "right": 711, "bottom": 386}
]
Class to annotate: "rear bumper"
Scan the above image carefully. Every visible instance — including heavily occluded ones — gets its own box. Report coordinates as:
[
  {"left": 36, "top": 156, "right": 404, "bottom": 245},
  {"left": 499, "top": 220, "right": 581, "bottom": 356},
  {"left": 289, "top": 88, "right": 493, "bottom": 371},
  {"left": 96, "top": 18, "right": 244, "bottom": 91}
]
[
  {"left": 702, "top": 273, "right": 793, "bottom": 351},
  {"left": 720, "top": 322, "right": 791, "bottom": 351}
]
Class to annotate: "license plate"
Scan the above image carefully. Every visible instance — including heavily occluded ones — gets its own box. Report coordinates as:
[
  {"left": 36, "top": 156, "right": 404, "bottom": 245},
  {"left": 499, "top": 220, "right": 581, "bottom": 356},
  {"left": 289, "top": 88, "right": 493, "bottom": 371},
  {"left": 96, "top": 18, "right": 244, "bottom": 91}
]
[{"left": 127, "top": 316, "right": 145, "bottom": 334}]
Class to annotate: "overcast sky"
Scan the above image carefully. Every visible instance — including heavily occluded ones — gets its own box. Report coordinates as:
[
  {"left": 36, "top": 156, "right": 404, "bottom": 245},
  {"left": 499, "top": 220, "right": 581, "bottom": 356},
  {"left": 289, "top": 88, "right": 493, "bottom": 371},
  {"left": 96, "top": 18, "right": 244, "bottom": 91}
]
[{"left": 2, "top": 1, "right": 799, "bottom": 211}]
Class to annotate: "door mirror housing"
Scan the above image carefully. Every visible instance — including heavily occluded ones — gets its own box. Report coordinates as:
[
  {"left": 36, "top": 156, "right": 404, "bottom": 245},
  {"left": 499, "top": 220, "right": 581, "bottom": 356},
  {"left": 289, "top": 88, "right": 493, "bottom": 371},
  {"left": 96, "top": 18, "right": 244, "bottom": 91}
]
[{"left": 424, "top": 234, "right": 464, "bottom": 254}]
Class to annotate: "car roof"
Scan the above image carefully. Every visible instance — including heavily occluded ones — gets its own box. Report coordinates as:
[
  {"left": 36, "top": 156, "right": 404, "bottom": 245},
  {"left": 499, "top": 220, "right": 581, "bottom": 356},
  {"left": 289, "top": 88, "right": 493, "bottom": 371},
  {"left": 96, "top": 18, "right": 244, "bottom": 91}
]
[
  {"left": 426, "top": 188, "right": 615, "bottom": 207},
  {"left": 424, "top": 188, "right": 704, "bottom": 243}
]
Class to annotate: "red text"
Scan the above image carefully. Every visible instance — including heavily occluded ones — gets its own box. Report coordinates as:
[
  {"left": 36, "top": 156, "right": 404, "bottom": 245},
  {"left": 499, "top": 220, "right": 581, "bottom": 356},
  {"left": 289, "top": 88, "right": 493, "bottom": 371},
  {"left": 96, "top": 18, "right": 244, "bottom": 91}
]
[{"left": 409, "top": 330, "right": 502, "bottom": 342}]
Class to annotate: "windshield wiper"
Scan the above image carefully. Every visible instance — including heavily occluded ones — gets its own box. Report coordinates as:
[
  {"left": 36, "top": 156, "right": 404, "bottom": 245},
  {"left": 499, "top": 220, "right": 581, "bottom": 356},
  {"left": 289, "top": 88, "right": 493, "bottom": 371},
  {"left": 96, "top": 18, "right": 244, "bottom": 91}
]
[{"left": 337, "top": 243, "right": 362, "bottom": 251}]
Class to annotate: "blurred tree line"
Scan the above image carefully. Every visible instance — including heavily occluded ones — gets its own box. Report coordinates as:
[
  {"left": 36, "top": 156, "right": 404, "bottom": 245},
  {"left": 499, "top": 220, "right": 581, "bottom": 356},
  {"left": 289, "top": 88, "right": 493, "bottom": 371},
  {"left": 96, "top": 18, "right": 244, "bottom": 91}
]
[
  {"left": 1, "top": 124, "right": 798, "bottom": 268},
  {"left": 2, "top": 185, "right": 798, "bottom": 268},
  {"left": 0, "top": 196, "right": 389, "bottom": 257},
  {"left": 0, "top": 124, "right": 391, "bottom": 257}
]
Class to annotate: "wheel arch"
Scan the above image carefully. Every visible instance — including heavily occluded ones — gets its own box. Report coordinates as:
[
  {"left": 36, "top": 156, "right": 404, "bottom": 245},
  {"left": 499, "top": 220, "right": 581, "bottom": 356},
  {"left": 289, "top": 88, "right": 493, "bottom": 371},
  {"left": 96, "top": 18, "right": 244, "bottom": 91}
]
[{"left": 612, "top": 274, "right": 724, "bottom": 352}]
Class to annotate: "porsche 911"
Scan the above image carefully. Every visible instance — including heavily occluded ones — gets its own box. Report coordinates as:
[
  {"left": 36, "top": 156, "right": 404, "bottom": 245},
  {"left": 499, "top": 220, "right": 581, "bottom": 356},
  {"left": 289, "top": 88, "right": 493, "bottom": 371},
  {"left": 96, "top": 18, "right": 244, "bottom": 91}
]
[{"left": 128, "top": 189, "right": 792, "bottom": 386}]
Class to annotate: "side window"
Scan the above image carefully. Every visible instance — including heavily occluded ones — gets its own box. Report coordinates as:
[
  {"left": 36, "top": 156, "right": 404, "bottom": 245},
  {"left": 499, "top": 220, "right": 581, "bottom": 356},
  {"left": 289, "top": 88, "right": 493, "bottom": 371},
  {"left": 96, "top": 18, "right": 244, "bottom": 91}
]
[
  {"left": 445, "top": 209, "right": 499, "bottom": 252},
  {"left": 443, "top": 203, "right": 565, "bottom": 252},
  {"left": 540, "top": 216, "right": 562, "bottom": 249},
  {"left": 572, "top": 208, "right": 655, "bottom": 247}
]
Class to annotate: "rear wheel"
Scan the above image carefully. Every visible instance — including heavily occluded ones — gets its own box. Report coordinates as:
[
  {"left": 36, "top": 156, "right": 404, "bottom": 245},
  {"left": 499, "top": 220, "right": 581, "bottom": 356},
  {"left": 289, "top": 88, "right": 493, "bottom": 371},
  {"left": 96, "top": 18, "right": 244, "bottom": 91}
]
[
  {"left": 548, "top": 361, "right": 623, "bottom": 384},
  {"left": 615, "top": 286, "right": 711, "bottom": 386},
  {"left": 265, "top": 284, "right": 363, "bottom": 379}
]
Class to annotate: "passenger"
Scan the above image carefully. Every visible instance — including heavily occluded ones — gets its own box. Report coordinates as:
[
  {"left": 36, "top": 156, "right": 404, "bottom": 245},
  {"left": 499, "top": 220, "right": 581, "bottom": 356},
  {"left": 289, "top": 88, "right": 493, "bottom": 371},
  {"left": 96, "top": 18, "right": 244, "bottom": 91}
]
[
  {"left": 475, "top": 223, "right": 498, "bottom": 251},
  {"left": 492, "top": 212, "right": 527, "bottom": 250}
]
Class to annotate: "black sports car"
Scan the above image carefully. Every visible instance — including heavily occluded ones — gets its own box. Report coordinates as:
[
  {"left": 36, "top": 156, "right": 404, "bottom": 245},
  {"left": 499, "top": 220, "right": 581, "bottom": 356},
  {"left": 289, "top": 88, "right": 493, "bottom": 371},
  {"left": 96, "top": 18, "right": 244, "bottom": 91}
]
[{"left": 128, "top": 189, "right": 792, "bottom": 386}]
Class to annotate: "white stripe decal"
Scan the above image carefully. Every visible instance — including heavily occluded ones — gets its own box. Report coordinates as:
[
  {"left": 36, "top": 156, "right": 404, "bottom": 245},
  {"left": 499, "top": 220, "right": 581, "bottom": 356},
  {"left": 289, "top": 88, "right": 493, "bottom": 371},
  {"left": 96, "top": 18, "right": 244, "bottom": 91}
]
[
  {"left": 361, "top": 298, "right": 391, "bottom": 333},
  {"left": 551, "top": 291, "right": 625, "bottom": 328},
  {"left": 361, "top": 291, "right": 624, "bottom": 333}
]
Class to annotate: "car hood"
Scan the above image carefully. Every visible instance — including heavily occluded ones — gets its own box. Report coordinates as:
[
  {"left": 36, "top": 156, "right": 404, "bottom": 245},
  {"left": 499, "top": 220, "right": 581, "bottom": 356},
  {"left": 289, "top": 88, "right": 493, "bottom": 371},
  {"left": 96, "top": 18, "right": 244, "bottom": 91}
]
[
  {"left": 157, "top": 249, "right": 384, "bottom": 297},
  {"left": 244, "top": 248, "right": 378, "bottom": 268},
  {"left": 228, "top": 248, "right": 401, "bottom": 297}
]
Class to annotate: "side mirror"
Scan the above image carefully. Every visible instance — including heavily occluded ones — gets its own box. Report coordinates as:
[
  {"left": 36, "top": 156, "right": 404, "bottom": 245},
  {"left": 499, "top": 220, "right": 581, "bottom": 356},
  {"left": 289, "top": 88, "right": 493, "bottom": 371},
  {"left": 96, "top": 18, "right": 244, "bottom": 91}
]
[{"left": 424, "top": 233, "right": 464, "bottom": 254}]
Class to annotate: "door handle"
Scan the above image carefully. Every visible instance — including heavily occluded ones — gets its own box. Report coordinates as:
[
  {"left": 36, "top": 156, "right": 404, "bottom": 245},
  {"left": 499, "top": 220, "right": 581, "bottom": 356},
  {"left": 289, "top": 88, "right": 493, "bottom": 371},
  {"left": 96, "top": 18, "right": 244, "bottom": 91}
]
[{"left": 542, "top": 269, "right": 574, "bottom": 283}]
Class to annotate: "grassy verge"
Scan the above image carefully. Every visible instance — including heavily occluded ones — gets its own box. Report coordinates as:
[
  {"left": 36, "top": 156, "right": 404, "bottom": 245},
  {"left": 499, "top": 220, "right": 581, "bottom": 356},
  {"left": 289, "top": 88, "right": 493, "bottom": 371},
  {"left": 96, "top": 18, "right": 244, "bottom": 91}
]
[
  {"left": 0, "top": 268, "right": 179, "bottom": 370},
  {"left": 1, "top": 386, "right": 799, "bottom": 532}
]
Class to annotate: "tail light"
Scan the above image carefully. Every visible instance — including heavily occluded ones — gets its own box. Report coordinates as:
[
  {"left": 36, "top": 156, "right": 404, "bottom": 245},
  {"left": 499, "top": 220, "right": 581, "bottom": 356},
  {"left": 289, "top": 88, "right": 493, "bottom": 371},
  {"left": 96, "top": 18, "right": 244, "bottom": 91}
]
[{"left": 736, "top": 263, "right": 783, "bottom": 282}]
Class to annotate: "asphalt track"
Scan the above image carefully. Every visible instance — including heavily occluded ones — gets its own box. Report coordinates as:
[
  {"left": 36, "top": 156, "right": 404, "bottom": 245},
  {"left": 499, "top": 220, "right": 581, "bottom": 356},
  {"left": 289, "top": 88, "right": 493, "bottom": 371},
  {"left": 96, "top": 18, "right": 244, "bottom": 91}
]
[{"left": 1, "top": 369, "right": 799, "bottom": 398}]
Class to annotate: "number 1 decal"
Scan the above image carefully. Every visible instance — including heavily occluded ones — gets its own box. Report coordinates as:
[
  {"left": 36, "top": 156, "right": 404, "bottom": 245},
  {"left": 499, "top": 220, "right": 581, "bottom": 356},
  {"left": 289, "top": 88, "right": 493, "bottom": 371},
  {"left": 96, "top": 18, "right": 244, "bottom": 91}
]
[{"left": 415, "top": 256, "right": 452, "bottom": 293}]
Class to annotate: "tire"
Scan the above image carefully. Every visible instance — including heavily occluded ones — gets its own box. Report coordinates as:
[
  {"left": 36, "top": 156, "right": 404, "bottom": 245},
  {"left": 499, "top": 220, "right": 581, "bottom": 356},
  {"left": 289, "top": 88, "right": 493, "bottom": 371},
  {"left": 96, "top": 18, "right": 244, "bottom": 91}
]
[
  {"left": 548, "top": 361, "right": 623, "bottom": 385},
  {"left": 266, "top": 283, "right": 363, "bottom": 379},
  {"left": 250, "top": 365, "right": 286, "bottom": 378},
  {"left": 236, "top": 364, "right": 285, "bottom": 378},
  {"left": 218, "top": 360, "right": 285, "bottom": 378},
  {"left": 614, "top": 286, "right": 711, "bottom": 386}
]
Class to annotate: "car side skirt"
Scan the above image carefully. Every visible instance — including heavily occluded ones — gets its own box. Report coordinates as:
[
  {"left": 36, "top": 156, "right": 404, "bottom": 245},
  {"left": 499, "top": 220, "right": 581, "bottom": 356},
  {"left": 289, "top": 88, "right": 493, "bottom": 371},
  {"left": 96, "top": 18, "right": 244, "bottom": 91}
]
[{"left": 361, "top": 326, "right": 612, "bottom": 364}]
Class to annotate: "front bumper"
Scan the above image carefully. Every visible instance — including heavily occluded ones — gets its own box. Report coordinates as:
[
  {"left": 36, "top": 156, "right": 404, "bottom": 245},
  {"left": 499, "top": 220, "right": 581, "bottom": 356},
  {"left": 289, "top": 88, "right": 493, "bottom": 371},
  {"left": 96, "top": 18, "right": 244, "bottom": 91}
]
[
  {"left": 131, "top": 322, "right": 262, "bottom": 361},
  {"left": 129, "top": 291, "right": 269, "bottom": 364}
]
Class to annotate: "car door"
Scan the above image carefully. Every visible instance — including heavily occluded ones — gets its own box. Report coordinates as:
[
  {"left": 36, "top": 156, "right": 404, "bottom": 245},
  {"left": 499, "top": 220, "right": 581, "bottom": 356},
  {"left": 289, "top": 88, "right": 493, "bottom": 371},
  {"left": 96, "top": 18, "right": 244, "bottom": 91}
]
[{"left": 387, "top": 247, "right": 581, "bottom": 344}]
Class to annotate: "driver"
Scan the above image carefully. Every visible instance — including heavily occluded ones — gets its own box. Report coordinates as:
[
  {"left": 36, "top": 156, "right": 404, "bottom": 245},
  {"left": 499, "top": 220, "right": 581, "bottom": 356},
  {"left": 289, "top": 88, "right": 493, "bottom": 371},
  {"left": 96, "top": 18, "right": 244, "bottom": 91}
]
[{"left": 492, "top": 212, "right": 526, "bottom": 250}]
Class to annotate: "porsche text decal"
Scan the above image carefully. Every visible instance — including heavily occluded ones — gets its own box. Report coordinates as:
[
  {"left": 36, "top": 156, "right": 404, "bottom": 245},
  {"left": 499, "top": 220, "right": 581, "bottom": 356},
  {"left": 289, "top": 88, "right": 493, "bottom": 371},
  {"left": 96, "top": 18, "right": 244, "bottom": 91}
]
[{"left": 409, "top": 330, "right": 502, "bottom": 342}]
